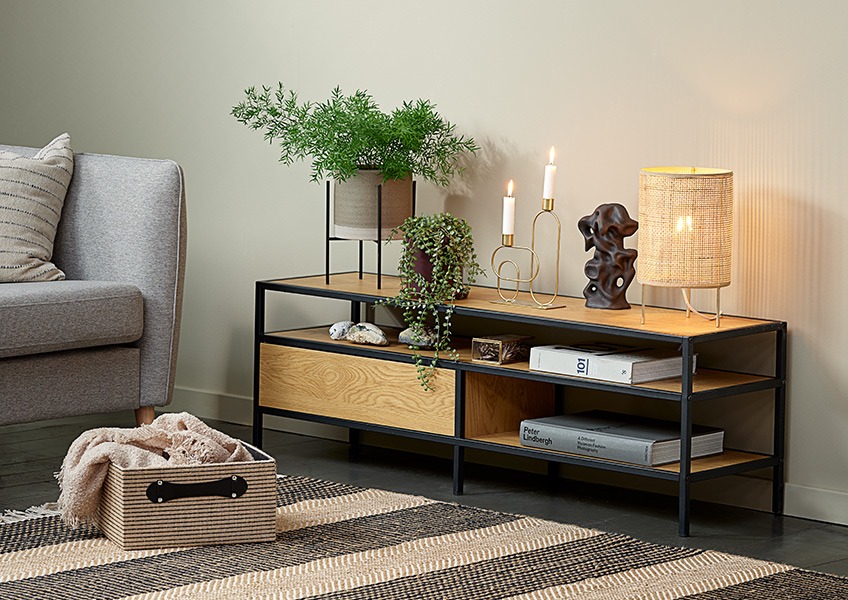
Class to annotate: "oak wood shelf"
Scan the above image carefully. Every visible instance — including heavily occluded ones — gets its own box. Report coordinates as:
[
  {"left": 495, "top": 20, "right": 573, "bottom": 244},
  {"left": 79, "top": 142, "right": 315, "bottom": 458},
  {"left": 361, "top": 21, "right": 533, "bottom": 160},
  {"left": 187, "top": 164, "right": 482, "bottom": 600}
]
[
  {"left": 470, "top": 431, "right": 771, "bottom": 475},
  {"left": 264, "top": 326, "right": 776, "bottom": 398},
  {"left": 264, "top": 273, "right": 776, "bottom": 340},
  {"left": 254, "top": 272, "right": 787, "bottom": 537}
]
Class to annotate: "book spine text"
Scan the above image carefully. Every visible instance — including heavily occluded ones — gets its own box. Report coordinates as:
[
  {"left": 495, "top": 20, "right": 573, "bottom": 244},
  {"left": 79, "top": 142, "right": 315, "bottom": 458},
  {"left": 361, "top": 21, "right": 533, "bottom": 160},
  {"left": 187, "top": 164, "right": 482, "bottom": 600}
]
[
  {"left": 519, "top": 420, "right": 651, "bottom": 465},
  {"left": 530, "top": 350, "right": 633, "bottom": 383}
]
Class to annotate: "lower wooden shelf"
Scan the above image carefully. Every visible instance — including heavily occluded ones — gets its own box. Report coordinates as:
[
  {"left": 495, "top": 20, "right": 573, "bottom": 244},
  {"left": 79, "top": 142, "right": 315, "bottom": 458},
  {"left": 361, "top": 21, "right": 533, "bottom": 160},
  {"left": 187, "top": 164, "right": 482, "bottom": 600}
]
[{"left": 469, "top": 430, "right": 771, "bottom": 475}]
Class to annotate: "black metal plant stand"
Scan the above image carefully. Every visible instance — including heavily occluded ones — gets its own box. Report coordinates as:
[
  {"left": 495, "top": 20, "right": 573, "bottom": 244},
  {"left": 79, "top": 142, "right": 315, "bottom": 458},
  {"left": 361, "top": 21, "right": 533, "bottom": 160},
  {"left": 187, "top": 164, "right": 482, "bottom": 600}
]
[{"left": 325, "top": 180, "right": 417, "bottom": 290}]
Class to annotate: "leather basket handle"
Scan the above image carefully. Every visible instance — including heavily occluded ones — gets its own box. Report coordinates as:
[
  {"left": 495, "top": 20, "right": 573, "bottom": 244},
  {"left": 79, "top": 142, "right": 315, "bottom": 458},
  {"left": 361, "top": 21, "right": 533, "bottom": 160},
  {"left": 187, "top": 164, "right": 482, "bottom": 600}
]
[{"left": 146, "top": 475, "right": 248, "bottom": 504}]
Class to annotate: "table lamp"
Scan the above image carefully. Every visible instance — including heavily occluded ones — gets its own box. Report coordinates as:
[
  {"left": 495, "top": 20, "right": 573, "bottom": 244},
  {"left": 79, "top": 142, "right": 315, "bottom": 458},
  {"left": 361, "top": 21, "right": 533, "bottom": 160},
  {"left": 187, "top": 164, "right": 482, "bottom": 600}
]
[{"left": 637, "top": 167, "right": 733, "bottom": 327}]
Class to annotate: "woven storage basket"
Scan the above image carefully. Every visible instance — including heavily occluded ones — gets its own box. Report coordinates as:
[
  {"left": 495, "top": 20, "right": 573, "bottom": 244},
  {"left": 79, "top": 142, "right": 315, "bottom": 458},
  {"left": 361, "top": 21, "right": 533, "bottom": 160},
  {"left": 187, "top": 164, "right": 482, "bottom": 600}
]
[{"left": 97, "top": 443, "right": 276, "bottom": 550}]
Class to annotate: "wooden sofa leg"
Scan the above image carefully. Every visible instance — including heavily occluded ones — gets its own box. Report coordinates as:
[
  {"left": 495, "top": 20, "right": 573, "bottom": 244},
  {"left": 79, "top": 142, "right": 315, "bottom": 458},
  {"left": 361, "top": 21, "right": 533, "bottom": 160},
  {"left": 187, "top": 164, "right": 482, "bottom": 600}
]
[{"left": 135, "top": 406, "right": 156, "bottom": 426}]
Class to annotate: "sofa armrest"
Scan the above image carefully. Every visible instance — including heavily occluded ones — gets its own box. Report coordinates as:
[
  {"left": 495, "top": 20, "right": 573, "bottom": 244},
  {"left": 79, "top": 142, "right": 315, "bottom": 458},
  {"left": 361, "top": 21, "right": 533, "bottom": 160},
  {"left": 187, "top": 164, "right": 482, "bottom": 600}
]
[{"left": 53, "top": 152, "right": 187, "bottom": 408}]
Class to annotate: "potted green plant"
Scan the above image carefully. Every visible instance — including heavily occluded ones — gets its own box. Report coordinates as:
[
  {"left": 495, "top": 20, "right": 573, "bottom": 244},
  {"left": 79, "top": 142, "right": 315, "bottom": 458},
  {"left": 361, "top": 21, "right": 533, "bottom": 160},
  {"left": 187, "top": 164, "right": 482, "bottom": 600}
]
[
  {"left": 232, "top": 85, "right": 478, "bottom": 239},
  {"left": 384, "top": 212, "right": 485, "bottom": 390}
]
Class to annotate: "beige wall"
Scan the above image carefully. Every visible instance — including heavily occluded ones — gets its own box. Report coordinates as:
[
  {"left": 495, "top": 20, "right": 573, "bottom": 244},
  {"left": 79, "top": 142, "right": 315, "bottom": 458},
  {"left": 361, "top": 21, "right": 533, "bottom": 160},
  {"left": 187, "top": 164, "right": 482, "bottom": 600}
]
[{"left": 2, "top": 1, "right": 846, "bottom": 524}]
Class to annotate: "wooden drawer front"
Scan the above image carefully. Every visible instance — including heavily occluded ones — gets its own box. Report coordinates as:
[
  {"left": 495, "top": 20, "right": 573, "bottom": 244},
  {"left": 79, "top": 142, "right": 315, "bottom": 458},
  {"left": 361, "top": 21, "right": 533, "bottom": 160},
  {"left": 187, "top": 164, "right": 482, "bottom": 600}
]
[{"left": 260, "top": 344, "right": 455, "bottom": 436}]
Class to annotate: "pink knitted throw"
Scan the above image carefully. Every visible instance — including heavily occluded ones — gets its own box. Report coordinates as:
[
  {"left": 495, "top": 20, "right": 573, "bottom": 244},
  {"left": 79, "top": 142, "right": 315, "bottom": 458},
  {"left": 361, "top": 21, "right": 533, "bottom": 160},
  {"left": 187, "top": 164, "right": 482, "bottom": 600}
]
[{"left": 57, "top": 412, "right": 254, "bottom": 527}]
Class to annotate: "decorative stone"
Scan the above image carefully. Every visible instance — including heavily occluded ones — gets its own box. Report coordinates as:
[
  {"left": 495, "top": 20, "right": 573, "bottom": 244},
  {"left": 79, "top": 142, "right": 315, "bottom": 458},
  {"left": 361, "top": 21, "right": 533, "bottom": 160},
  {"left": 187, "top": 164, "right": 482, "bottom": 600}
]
[
  {"left": 344, "top": 322, "right": 389, "bottom": 346},
  {"left": 398, "top": 326, "right": 437, "bottom": 349},
  {"left": 329, "top": 321, "right": 355, "bottom": 340}
]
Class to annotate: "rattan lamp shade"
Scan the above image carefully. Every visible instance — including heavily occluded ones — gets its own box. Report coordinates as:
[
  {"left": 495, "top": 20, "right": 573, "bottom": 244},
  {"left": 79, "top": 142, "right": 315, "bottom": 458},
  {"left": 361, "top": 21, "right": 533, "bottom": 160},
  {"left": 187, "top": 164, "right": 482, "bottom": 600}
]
[{"left": 637, "top": 167, "right": 733, "bottom": 289}]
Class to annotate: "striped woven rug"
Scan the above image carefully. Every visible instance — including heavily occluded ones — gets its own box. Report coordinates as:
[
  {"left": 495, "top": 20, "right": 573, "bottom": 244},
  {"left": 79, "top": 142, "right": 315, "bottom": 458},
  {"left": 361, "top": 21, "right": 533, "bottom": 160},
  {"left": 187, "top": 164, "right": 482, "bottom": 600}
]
[{"left": 1, "top": 475, "right": 846, "bottom": 599}]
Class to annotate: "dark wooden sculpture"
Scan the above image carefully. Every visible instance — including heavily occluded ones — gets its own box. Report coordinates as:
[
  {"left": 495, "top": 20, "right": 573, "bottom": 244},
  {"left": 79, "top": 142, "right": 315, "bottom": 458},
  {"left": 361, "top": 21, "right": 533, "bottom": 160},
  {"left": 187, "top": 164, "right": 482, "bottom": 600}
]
[{"left": 578, "top": 203, "right": 638, "bottom": 309}]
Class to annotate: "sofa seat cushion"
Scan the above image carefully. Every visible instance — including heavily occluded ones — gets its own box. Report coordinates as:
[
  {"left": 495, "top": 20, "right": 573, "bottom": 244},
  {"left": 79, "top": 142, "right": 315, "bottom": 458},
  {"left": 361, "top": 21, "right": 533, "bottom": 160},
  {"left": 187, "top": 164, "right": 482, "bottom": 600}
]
[{"left": 0, "top": 280, "right": 143, "bottom": 358}]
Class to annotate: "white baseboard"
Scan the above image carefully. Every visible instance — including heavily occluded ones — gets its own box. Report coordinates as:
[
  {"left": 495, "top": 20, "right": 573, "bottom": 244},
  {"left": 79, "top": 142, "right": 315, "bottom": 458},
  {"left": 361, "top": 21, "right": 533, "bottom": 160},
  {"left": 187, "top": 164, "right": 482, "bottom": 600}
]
[
  {"left": 168, "top": 386, "right": 346, "bottom": 441},
  {"left": 169, "top": 386, "right": 847, "bottom": 526},
  {"left": 785, "top": 483, "right": 848, "bottom": 527}
]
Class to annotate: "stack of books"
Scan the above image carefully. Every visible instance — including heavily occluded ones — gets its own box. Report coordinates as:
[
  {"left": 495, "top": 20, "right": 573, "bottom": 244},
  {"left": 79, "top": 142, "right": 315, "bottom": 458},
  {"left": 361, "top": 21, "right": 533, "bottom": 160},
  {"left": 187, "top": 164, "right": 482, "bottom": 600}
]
[
  {"left": 529, "top": 341, "right": 692, "bottom": 384},
  {"left": 519, "top": 410, "right": 724, "bottom": 466}
]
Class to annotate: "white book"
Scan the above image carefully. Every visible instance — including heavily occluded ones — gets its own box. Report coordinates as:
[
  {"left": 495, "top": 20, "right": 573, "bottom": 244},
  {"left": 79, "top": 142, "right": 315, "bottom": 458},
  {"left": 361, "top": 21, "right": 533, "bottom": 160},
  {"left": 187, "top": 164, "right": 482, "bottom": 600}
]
[
  {"left": 529, "top": 341, "right": 692, "bottom": 384},
  {"left": 519, "top": 411, "right": 724, "bottom": 466}
]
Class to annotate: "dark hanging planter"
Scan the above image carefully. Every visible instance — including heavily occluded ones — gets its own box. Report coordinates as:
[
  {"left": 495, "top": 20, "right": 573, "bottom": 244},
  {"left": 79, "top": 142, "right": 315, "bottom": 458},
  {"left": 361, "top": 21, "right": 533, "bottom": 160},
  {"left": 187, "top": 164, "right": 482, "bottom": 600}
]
[
  {"left": 382, "top": 213, "right": 484, "bottom": 390},
  {"left": 411, "top": 246, "right": 469, "bottom": 301}
]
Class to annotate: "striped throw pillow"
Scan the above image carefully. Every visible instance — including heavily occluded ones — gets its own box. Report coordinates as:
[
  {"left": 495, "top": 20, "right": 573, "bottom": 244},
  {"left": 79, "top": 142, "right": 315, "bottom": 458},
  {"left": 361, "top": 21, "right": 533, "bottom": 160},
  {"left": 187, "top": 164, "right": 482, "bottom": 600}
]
[{"left": 0, "top": 133, "right": 74, "bottom": 281}]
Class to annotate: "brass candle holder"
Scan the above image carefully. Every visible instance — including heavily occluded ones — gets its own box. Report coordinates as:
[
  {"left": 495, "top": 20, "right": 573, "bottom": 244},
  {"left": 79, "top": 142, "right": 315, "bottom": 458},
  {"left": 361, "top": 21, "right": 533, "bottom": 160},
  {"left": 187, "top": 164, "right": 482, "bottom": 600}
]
[
  {"left": 490, "top": 197, "right": 566, "bottom": 310},
  {"left": 490, "top": 233, "right": 540, "bottom": 304}
]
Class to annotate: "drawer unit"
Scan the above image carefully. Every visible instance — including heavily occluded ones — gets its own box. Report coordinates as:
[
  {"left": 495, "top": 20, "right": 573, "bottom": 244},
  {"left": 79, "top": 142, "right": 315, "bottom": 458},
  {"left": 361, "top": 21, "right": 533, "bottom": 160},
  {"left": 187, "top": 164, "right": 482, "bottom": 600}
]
[{"left": 260, "top": 344, "right": 455, "bottom": 436}]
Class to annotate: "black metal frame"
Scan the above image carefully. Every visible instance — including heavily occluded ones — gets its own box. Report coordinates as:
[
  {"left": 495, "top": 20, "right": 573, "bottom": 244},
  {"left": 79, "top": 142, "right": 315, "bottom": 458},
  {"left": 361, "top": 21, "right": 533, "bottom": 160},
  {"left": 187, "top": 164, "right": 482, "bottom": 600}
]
[
  {"left": 324, "top": 180, "right": 417, "bottom": 290},
  {"left": 253, "top": 275, "right": 788, "bottom": 537}
]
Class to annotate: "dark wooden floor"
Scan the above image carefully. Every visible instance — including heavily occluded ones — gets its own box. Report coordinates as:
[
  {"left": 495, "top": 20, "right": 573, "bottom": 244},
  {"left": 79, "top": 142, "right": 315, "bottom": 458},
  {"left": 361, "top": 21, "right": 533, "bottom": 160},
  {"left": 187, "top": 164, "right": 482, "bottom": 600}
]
[{"left": 2, "top": 411, "right": 847, "bottom": 577}]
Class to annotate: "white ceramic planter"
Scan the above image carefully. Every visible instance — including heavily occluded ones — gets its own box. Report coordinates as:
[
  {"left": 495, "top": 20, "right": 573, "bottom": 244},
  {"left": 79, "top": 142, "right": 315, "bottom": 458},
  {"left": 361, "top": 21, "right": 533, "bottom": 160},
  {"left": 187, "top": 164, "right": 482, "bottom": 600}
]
[{"left": 333, "top": 170, "right": 413, "bottom": 240}]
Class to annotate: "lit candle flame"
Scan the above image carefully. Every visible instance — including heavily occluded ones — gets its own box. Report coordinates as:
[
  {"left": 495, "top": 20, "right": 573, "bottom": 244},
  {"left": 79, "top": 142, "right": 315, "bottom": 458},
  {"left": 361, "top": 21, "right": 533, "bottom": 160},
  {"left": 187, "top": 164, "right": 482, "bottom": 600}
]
[
  {"left": 549, "top": 146, "right": 556, "bottom": 164},
  {"left": 507, "top": 179, "right": 514, "bottom": 197}
]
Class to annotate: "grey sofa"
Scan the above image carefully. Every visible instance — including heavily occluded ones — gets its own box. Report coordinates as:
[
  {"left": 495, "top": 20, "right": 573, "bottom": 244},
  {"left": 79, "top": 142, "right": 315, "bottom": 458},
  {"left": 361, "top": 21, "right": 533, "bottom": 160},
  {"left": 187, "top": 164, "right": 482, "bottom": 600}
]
[{"left": 0, "top": 146, "right": 186, "bottom": 426}]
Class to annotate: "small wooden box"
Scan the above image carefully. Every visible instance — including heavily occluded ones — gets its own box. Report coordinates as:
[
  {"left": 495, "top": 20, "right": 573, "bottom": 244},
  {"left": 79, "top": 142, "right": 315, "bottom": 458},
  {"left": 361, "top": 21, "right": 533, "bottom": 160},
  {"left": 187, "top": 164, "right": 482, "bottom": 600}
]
[
  {"left": 97, "top": 443, "right": 277, "bottom": 550},
  {"left": 471, "top": 335, "right": 533, "bottom": 365}
]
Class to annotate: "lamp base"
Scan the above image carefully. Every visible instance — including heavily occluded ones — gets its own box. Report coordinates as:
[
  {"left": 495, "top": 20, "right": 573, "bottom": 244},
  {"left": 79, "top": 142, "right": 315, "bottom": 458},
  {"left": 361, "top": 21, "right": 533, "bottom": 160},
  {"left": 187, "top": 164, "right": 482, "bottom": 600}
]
[{"left": 640, "top": 285, "right": 723, "bottom": 327}]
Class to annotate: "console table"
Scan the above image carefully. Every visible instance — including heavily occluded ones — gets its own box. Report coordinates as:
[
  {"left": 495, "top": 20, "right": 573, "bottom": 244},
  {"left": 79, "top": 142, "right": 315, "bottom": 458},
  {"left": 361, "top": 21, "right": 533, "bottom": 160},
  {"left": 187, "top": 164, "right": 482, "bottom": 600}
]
[{"left": 253, "top": 272, "right": 786, "bottom": 536}]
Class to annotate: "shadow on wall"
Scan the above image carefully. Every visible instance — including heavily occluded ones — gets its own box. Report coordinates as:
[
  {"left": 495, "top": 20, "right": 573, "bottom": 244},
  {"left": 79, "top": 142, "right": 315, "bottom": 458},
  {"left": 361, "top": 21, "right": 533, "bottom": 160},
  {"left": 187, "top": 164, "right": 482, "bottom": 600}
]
[
  {"left": 736, "top": 184, "right": 848, "bottom": 488},
  {"left": 442, "top": 137, "right": 497, "bottom": 202},
  {"left": 735, "top": 185, "right": 835, "bottom": 326},
  {"left": 441, "top": 136, "right": 570, "bottom": 295}
]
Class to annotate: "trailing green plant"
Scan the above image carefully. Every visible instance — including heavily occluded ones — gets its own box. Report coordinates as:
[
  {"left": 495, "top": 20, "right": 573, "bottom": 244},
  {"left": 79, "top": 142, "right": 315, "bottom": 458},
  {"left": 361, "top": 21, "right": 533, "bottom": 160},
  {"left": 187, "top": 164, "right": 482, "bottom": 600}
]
[
  {"left": 232, "top": 84, "right": 478, "bottom": 184},
  {"left": 383, "top": 213, "right": 485, "bottom": 390}
]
